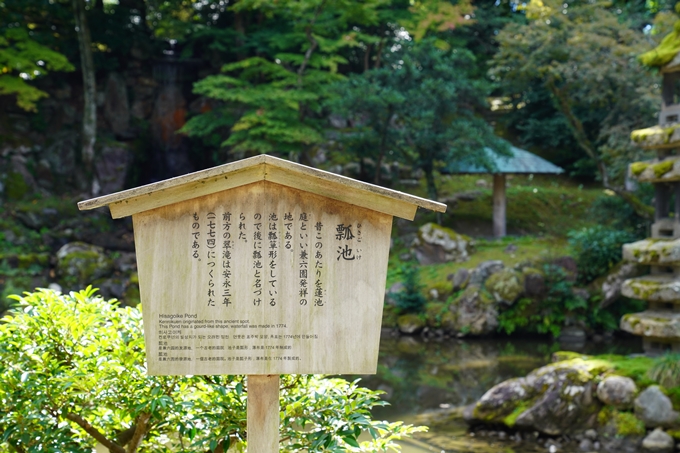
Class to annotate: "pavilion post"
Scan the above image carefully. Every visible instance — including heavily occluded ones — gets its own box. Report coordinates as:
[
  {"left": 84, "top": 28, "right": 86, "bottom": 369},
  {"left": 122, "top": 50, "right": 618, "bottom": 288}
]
[{"left": 493, "top": 174, "right": 506, "bottom": 238}]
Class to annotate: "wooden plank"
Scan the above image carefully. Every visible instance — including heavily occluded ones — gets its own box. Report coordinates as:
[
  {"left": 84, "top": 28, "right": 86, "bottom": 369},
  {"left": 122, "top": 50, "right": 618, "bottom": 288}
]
[
  {"left": 266, "top": 164, "right": 418, "bottom": 220},
  {"left": 247, "top": 375, "right": 280, "bottom": 453},
  {"left": 135, "top": 181, "right": 392, "bottom": 375},
  {"left": 493, "top": 174, "right": 506, "bottom": 238},
  {"left": 78, "top": 154, "right": 446, "bottom": 220},
  {"left": 109, "top": 165, "right": 264, "bottom": 219}
]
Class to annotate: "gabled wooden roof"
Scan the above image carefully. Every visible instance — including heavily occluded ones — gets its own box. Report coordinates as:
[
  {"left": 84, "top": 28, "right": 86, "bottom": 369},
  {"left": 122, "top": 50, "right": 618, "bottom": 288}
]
[{"left": 78, "top": 154, "right": 446, "bottom": 220}]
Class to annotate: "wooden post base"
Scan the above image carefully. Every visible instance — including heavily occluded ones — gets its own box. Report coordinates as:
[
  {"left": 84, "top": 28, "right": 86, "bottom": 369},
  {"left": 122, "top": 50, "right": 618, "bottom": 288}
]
[{"left": 247, "top": 375, "right": 280, "bottom": 453}]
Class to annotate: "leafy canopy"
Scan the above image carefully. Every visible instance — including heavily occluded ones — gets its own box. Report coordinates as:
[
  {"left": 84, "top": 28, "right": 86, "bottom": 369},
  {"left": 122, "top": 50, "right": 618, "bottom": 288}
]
[
  {"left": 0, "top": 28, "right": 73, "bottom": 111},
  {"left": 0, "top": 287, "right": 424, "bottom": 453}
]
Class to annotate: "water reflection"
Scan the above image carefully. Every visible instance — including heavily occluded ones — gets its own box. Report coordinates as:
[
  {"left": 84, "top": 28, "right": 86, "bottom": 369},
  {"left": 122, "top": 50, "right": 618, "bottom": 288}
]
[{"left": 359, "top": 334, "right": 642, "bottom": 453}]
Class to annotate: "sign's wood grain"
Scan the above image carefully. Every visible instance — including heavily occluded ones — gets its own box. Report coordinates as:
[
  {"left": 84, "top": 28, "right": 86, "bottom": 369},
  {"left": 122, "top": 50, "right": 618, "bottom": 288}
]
[{"left": 134, "top": 180, "right": 392, "bottom": 375}]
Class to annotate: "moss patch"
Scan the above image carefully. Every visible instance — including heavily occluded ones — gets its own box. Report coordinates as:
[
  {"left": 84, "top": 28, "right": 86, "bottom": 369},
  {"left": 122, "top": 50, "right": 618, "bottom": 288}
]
[
  {"left": 653, "top": 160, "right": 675, "bottom": 178},
  {"left": 639, "top": 19, "right": 680, "bottom": 68},
  {"left": 630, "top": 162, "right": 649, "bottom": 176}
]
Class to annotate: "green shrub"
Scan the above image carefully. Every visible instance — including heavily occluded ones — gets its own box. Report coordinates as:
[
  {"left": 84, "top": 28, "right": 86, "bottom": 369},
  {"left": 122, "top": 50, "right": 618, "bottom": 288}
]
[
  {"left": 392, "top": 263, "right": 427, "bottom": 314},
  {"left": 0, "top": 288, "right": 423, "bottom": 452},
  {"left": 648, "top": 353, "right": 680, "bottom": 388},
  {"left": 568, "top": 225, "right": 637, "bottom": 283}
]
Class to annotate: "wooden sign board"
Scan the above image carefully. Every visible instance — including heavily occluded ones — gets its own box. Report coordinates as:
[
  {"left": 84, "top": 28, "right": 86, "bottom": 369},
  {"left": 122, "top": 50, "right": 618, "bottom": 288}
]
[{"left": 79, "top": 155, "right": 446, "bottom": 376}]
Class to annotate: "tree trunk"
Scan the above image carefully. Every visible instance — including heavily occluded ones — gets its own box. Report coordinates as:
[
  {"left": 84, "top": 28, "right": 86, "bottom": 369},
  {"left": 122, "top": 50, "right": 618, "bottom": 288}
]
[
  {"left": 72, "top": 0, "right": 97, "bottom": 184},
  {"left": 423, "top": 161, "right": 441, "bottom": 224},
  {"left": 545, "top": 78, "right": 653, "bottom": 220}
]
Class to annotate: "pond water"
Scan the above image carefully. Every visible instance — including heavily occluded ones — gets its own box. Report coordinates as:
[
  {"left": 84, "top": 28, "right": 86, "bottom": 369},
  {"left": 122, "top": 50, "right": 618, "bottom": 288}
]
[{"left": 360, "top": 334, "right": 643, "bottom": 453}]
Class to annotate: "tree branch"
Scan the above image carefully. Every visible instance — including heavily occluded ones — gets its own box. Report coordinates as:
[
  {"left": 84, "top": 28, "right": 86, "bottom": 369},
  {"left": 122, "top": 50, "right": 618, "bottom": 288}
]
[
  {"left": 297, "top": 2, "right": 325, "bottom": 86},
  {"left": 126, "top": 412, "right": 151, "bottom": 453},
  {"left": 545, "top": 77, "right": 653, "bottom": 219},
  {"left": 64, "top": 412, "right": 125, "bottom": 453}
]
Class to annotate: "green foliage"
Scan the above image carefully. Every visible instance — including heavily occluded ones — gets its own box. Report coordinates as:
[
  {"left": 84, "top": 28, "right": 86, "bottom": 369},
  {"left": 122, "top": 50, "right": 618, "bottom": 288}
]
[
  {"left": 392, "top": 262, "right": 427, "bottom": 314},
  {"left": 587, "top": 186, "right": 653, "bottom": 238},
  {"left": 0, "top": 288, "right": 423, "bottom": 453},
  {"left": 0, "top": 28, "right": 73, "bottom": 111},
  {"left": 568, "top": 226, "right": 637, "bottom": 284},
  {"left": 648, "top": 353, "right": 680, "bottom": 388},
  {"left": 491, "top": 0, "right": 659, "bottom": 188},
  {"left": 498, "top": 264, "right": 587, "bottom": 337}
]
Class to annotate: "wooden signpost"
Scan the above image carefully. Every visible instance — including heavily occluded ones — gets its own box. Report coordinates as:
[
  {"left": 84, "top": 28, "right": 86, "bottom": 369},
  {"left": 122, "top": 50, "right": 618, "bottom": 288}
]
[{"left": 79, "top": 154, "right": 445, "bottom": 452}]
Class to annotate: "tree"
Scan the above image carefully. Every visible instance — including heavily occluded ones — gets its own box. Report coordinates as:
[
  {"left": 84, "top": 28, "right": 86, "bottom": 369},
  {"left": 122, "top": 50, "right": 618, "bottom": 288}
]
[
  {"left": 0, "top": 28, "right": 73, "bottom": 111},
  {"left": 490, "top": 0, "right": 660, "bottom": 217},
  {"left": 72, "top": 0, "right": 97, "bottom": 184},
  {"left": 0, "top": 287, "right": 423, "bottom": 452},
  {"left": 330, "top": 39, "right": 507, "bottom": 201}
]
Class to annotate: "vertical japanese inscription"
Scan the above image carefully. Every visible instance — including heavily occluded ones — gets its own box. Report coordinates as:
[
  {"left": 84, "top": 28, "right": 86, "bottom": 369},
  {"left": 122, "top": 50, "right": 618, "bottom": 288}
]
[
  {"left": 207, "top": 212, "right": 217, "bottom": 306},
  {"left": 299, "top": 212, "right": 308, "bottom": 306},
  {"left": 313, "top": 221, "right": 324, "bottom": 307},
  {"left": 222, "top": 212, "right": 232, "bottom": 307},
  {"left": 253, "top": 213, "right": 262, "bottom": 306},
  {"left": 268, "top": 213, "right": 278, "bottom": 306}
]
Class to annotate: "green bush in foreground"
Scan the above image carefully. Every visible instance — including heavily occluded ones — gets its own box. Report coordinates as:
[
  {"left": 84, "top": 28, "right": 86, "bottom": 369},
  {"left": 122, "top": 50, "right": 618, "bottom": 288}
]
[
  {"left": 648, "top": 353, "right": 680, "bottom": 389},
  {"left": 0, "top": 288, "right": 423, "bottom": 453}
]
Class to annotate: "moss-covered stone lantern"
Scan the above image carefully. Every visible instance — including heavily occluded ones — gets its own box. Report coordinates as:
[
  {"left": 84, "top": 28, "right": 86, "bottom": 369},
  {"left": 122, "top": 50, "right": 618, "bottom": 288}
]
[{"left": 622, "top": 34, "right": 680, "bottom": 354}]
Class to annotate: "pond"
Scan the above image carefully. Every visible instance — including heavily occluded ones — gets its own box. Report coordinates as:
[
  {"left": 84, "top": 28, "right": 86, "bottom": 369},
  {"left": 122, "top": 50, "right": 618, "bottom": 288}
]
[{"left": 360, "top": 334, "right": 643, "bottom": 453}]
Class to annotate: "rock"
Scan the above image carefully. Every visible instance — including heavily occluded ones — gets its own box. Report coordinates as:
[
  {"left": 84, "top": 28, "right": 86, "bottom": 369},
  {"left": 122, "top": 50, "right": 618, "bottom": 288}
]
[
  {"left": 550, "top": 256, "right": 578, "bottom": 281},
  {"left": 429, "top": 288, "right": 440, "bottom": 300},
  {"left": 572, "top": 287, "right": 590, "bottom": 300},
  {"left": 468, "top": 377, "right": 531, "bottom": 423},
  {"left": 643, "top": 428, "right": 675, "bottom": 453},
  {"left": 512, "top": 359, "right": 602, "bottom": 435},
  {"left": 113, "top": 252, "right": 137, "bottom": 273},
  {"left": 600, "top": 263, "right": 646, "bottom": 308},
  {"left": 94, "top": 143, "right": 131, "bottom": 195},
  {"left": 48, "top": 282, "right": 62, "bottom": 293},
  {"left": 596, "top": 376, "right": 637, "bottom": 409},
  {"left": 475, "top": 179, "right": 488, "bottom": 188},
  {"left": 397, "top": 314, "right": 425, "bottom": 335},
  {"left": 484, "top": 268, "right": 524, "bottom": 305},
  {"left": 504, "top": 244, "right": 518, "bottom": 254},
  {"left": 523, "top": 268, "right": 546, "bottom": 297},
  {"left": 56, "top": 242, "right": 114, "bottom": 288},
  {"left": 449, "top": 285, "right": 498, "bottom": 335},
  {"left": 399, "top": 252, "right": 412, "bottom": 261},
  {"left": 104, "top": 72, "right": 131, "bottom": 137},
  {"left": 558, "top": 326, "right": 587, "bottom": 344},
  {"left": 469, "top": 260, "right": 504, "bottom": 286},
  {"left": 585, "top": 429, "right": 598, "bottom": 440},
  {"left": 411, "top": 223, "right": 474, "bottom": 265},
  {"left": 451, "top": 268, "right": 470, "bottom": 291},
  {"left": 97, "top": 277, "right": 128, "bottom": 300},
  {"left": 635, "top": 385, "right": 680, "bottom": 428},
  {"left": 579, "top": 439, "right": 594, "bottom": 452},
  {"left": 469, "top": 358, "right": 605, "bottom": 435}
]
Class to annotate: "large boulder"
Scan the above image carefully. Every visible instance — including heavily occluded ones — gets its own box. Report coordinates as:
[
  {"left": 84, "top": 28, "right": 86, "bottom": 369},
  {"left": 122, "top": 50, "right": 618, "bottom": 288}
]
[
  {"left": 634, "top": 386, "right": 680, "bottom": 428},
  {"left": 467, "top": 358, "right": 606, "bottom": 435},
  {"left": 642, "top": 428, "right": 675, "bottom": 453},
  {"left": 411, "top": 223, "right": 473, "bottom": 264},
  {"left": 56, "top": 242, "right": 114, "bottom": 288},
  {"left": 484, "top": 268, "right": 524, "bottom": 305},
  {"left": 596, "top": 376, "right": 637, "bottom": 409},
  {"left": 448, "top": 285, "right": 498, "bottom": 335},
  {"left": 522, "top": 267, "right": 546, "bottom": 298}
]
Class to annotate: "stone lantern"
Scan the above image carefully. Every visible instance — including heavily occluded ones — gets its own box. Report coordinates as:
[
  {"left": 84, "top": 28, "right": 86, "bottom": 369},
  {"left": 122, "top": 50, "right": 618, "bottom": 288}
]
[{"left": 622, "top": 57, "right": 680, "bottom": 354}]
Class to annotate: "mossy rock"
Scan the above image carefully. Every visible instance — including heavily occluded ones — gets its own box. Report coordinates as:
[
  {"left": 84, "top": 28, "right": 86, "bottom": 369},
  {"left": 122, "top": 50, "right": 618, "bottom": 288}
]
[
  {"left": 4, "top": 171, "right": 30, "bottom": 200},
  {"left": 653, "top": 160, "right": 675, "bottom": 178},
  {"left": 597, "top": 407, "right": 646, "bottom": 436},
  {"left": 17, "top": 253, "right": 50, "bottom": 269},
  {"left": 630, "top": 162, "right": 649, "bottom": 176},
  {"left": 484, "top": 268, "right": 524, "bottom": 305},
  {"left": 397, "top": 313, "right": 425, "bottom": 335},
  {"left": 424, "top": 302, "right": 447, "bottom": 327},
  {"left": 56, "top": 242, "right": 114, "bottom": 288},
  {"left": 411, "top": 223, "right": 475, "bottom": 264}
]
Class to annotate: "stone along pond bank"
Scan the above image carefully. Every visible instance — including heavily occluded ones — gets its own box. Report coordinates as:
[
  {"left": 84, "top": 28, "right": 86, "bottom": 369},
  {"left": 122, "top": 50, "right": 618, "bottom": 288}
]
[{"left": 464, "top": 351, "right": 680, "bottom": 453}]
